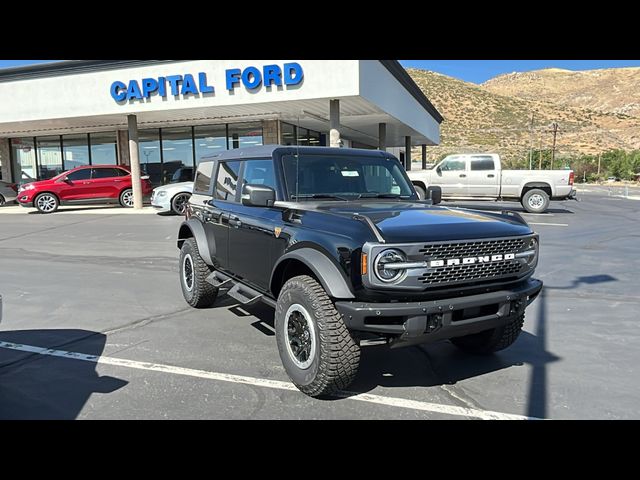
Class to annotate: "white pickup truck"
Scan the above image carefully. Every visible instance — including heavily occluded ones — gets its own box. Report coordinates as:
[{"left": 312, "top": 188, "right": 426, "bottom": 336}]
[{"left": 408, "top": 153, "right": 576, "bottom": 213}]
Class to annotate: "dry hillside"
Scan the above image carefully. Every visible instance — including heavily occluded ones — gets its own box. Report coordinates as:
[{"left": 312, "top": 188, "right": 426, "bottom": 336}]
[{"left": 406, "top": 68, "right": 640, "bottom": 165}]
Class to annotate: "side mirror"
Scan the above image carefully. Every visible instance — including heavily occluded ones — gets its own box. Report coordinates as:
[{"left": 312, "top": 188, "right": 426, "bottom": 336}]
[
  {"left": 59, "top": 176, "right": 70, "bottom": 183},
  {"left": 428, "top": 186, "right": 442, "bottom": 205},
  {"left": 436, "top": 166, "right": 442, "bottom": 175},
  {"left": 242, "top": 184, "right": 275, "bottom": 207}
]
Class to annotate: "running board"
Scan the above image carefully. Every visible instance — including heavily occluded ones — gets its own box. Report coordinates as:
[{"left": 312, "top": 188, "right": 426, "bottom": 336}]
[{"left": 206, "top": 270, "right": 273, "bottom": 307}]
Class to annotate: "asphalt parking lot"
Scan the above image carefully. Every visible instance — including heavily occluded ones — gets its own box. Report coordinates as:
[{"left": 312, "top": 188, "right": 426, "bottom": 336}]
[{"left": 1, "top": 185, "right": 639, "bottom": 419}]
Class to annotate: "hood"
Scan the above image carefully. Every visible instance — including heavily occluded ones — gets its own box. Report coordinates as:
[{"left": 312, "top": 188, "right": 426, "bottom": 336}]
[
  {"left": 154, "top": 181, "right": 193, "bottom": 193},
  {"left": 306, "top": 201, "right": 533, "bottom": 242}
]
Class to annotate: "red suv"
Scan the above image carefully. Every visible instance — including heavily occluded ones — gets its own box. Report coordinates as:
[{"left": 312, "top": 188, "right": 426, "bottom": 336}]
[{"left": 17, "top": 165, "right": 153, "bottom": 213}]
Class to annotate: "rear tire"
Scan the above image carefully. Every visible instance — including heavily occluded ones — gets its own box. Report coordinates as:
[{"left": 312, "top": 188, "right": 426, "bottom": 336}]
[
  {"left": 171, "top": 192, "right": 191, "bottom": 215},
  {"left": 450, "top": 314, "right": 525, "bottom": 354},
  {"left": 119, "top": 188, "right": 134, "bottom": 208},
  {"left": 34, "top": 193, "right": 59, "bottom": 213},
  {"left": 414, "top": 185, "right": 427, "bottom": 200},
  {"left": 179, "top": 238, "right": 218, "bottom": 308},
  {"left": 275, "top": 275, "right": 360, "bottom": 397},
  {"left": 0, "top": 194, "right": 5, "bottom": 206},
  {"left": 522, "top": 189, "right": 550, "bottom": 213}
]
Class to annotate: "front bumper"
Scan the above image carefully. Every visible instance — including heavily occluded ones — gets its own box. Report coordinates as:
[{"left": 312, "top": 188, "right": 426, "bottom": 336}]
[
  {"left": 150, "top": 194, "right": 170, "bottom": 212},
  {"left": 335, "top": 279, "right": 543, "bottom": 347}
]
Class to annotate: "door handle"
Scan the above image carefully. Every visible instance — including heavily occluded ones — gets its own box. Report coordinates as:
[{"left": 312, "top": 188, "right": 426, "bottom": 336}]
[
  {"left": 459, "top": 174, "right": 467, "bottom": 178},
  {"left": 82, "top": 181, "right": 92, "bottom": 184},
  {"left": 228, "top": 216, "right": 242, "bottom": 228},
  {"left": 487, "top": 174, "right": 495, "bottom": 178},
  {"left": 114, "top": 179, "right": 123, "bottom": 183}
]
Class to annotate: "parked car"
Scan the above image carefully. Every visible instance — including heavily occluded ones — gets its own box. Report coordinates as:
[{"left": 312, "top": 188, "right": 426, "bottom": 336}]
[
  {"left": 151, "top": 181, "right": 193, "bottom": 214},
  {"left": 17, "top": 165, "right": 153, "bottom": 213},
  {"left": 0, "top": 180, "right": 18, "bottom": 206},
  {"left": 606, "top": 176, "right": 618, "bottom": 183},
  {"left": 408, "top": 153, "right": 576, "bottom": 213}
]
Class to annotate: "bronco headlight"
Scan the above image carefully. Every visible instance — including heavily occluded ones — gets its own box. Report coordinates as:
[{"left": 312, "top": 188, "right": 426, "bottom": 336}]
[{"left": 374, "top": 249, "right": 407, "bottom": 283}]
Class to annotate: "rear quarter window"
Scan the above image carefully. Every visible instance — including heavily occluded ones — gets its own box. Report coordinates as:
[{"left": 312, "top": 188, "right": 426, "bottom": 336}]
[{"left": 194, "top": 161, "right": 215, "bottom": 194}]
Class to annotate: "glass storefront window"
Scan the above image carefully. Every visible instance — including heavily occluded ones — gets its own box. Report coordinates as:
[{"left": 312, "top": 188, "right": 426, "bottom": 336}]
[
  {"left": 62, "top": 134, "right": 90, "bottom": 171},
  {"left": 281, "top": 123, "right": 296, "bottom": 146},
  {"left": 90, "top": 132, "right": 117, "bottom": 165},
  {"left": 228, "top": 122, "right": 263, "bottom": 149},
  {"left": 37, "top": 136, "right": 63, "bottom": 180},
  {"left": 162, "top": 127, "right": 195, "bottom": 183},
  {"left": 297, "top": 128, "right": 310, "bottom": 146},
  {"left": 138, "top": 129, "right": 162, "bottom": 187},
  {"left": 308, "top": 129, "right": 321, "bottom": 146},
  {"left": 11, "top": 138, "right": 37, "bottom": 184},
  {"left": 194, "top": 125, "right": 227, "bottom": 165}
]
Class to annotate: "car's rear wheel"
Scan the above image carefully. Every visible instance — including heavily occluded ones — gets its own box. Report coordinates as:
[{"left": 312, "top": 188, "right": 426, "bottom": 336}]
[
  {"left": 119, "top": 188, "right": 134, "bottom": 208},
  {"left": 522, "top": 189, "right": 550, "bottom": 214},
  {"left": 171, "top": 192, "right": 191, "bottom": 215},
  {"left": 34, "top": 193, "right": 59, "bottom": 214},
  {"left": 179, "top": 238, "right": 218, "bottom": 308},
  {"left": 0, "top": 194, "right": 5, "bottom": 206},
  {"left": 450, "top": 314, "right": 525, "bottom": 354},
  {"left": 275, "top": 275, "right": 360, "bottom": 397}
]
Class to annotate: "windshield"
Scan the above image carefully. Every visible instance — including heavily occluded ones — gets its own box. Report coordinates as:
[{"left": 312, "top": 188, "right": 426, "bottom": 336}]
[{"left": 281, "top": 154, "right": 415, "bottom": 200}]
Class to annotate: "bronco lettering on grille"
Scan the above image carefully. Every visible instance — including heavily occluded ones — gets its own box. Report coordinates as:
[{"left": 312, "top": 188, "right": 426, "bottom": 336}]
[{"left": 429, "top": 253, "right": 515, "bottom": 268}]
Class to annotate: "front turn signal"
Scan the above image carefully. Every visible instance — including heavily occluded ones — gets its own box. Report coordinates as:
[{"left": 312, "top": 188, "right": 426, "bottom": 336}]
[{"left": 361, "top": 253, "right": 367, "bottom": 276}]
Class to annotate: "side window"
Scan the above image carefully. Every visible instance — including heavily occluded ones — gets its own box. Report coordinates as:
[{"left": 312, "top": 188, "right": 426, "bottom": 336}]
[
  {"left": 440, "top": 159, "right": 466, "bottom": 171},
  {"left": 194, "top": 161, "right": 214, "bottom": 194},
  {"left": 66, "top": 169, "right": 91, "bottom": 181},
  {"left": 215, "top": 160, "right": 242, "bottom": 201},
  {"left": 91, "top": 168, "right": 121, "bottom": 179},
  {"left": 470, "top": 157, "right": 495, "bottom": 171},
  {"left": 242, "top": 159, "right": 276, "bottom": 191}
]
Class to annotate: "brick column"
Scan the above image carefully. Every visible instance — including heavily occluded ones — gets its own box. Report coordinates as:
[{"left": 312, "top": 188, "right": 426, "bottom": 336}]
[
  {"left": 0, "top": 138, "right": 10, "bottom": 182},
  {"left": 261, "top": 120, "right": 280, "bottom": 145},
  {"left": 116, "top": 130, "right": 130, "bottom": 166}
]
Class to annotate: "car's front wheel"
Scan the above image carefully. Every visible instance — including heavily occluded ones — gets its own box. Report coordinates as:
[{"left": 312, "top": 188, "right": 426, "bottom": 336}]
[
  {"left": 414, "top": 185, "right": 427, "bottom": 200},
  {"left": 171, "top": 192, "right": 191, "bottom": 215},
  {"left": 34, "top": 193, "right": 59, "bottom": 213},
  {"left": 275, "top": 275, "right": 360, "bottom": 397},
  {"left": 179, "top": 238, "right": 218, "bottom": 308}
]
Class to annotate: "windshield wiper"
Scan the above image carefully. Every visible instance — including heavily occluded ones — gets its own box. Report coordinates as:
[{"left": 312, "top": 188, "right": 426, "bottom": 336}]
[
  {"left": 290, "top": 194, "right": 352, "bottom": 201},
  {"left": 357, "top": 193, "right": 411, "bottom": 199}
]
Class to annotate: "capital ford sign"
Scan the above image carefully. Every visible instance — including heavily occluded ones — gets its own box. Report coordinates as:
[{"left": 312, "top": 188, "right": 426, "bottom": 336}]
[{"left": 110, "top": 62, "right": 303, "bottom": 102}]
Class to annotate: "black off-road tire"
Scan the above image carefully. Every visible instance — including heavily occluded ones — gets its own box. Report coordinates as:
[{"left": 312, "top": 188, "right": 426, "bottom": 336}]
[
  {"left": 414, "top": 185, "right": 427, "bottom": 200},
  {"left": 179, "top": 238, "right": 218, "bottom": 308},
  {"left": 275, "top": 275, "right": 360, "bottom": 397},
  {"left": 450, "top": 314, "right": 525, "bottom": 355},
  {"left": 521, "top": 189, "right": 550, "bottom": 214}
]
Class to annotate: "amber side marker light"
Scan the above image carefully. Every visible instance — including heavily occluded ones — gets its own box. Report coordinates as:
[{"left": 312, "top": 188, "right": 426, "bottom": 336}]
[{"left": 361, "top": 253, "right": 368, "bottom": 275}]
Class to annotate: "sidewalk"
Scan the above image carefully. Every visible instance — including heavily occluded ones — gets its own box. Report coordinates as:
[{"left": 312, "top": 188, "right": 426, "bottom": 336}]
[{"left": 0, "top": 204, "right": 158, "bottom": 215}]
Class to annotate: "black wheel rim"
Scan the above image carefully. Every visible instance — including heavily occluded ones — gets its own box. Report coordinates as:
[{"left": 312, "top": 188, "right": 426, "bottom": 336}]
[
  {"left": 287, "top": 310, "right": 313, "bottom": 367},
  {"left": 174, "top": 194, "right": 189, "bottom": 213},
  {"left": 183, "top": 254, "right": 194, "bottom": 291}
]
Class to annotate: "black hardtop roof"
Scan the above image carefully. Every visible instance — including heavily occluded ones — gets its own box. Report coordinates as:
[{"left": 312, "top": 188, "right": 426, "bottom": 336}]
[{"left": 199, "top": 145, "right": 397, "bottom": 163}]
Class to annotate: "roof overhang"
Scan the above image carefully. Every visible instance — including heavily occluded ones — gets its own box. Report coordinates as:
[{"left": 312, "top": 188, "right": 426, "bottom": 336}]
[{"left": 0, "top": 60, "right": 441, "bottom": 147}]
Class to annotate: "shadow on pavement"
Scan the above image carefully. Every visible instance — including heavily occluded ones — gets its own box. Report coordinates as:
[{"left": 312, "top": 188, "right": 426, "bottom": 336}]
[{"left": 0, "top": 329, "right": 127, "bottom": 419}]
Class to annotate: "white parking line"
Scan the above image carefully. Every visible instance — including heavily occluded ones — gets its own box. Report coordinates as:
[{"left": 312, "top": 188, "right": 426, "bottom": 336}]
[
  {"left": 528, "top": 222, "right": 569, "bottom": 227},
  {"left": 0, "top": 340, "right": 538, "bottom": 420},
  {"left": 521, "top": 213, "right": 555, "bottom": 217}
]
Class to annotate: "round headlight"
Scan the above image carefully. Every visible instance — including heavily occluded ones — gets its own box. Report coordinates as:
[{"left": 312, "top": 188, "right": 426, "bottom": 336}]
[{"left": 374, "top": 249, "right": 407, "bottom": 283}]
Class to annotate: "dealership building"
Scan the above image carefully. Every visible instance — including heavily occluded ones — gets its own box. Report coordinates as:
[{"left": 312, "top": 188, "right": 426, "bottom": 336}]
[{"left": 0, "top": 60, "right": 442, "bottom": 194}]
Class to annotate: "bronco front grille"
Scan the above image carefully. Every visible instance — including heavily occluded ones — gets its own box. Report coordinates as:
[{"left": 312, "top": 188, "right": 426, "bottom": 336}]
[{"left": 417, "top": 237, "right": 529, "bottom": 287}]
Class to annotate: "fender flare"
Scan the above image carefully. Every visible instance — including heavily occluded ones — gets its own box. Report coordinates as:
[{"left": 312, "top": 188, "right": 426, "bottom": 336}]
[
  {"left": 272, "top": 248, "right": 355, "bottom": 299},
  {"left": 177, "top": 219, "right": 214, "bottom": 266}
]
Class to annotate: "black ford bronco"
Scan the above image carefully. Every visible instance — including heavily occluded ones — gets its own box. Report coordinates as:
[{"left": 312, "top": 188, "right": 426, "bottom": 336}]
[{"left": 177, "top": 146, "right": 542, "bottom": 397}]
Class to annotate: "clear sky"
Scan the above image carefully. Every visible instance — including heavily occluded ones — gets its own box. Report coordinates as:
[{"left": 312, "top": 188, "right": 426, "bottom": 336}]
[
  {"left": 399, "top": 60, "right": 640, "bottom": 84},
  {"left": 2, "top": 60, "right": 640, "bottom": 85}
]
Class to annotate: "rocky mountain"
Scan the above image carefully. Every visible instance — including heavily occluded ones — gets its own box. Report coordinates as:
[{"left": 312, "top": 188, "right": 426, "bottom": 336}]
[{"left": 406, "top": 67, "right": 640, "bottom": 166}]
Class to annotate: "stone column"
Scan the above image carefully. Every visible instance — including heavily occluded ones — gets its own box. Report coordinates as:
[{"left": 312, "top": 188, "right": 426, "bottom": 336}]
[
  {"left": 0, "top": 138, "right": 11, "bottom": 182},
  {"left": 116, "top": 130, "right": 130, "bottom": 166},
  {"left": 378, "top": 123, "right": 386, "bottom": 151},
  {"left": 261, "top": 120, "right": 280, "bottom": 145},
  {"left": 329, "top": 99, "right": 341, "bottom": 147},
  {"left": 405, "top": 136, "right": 412, "bottom": 171},
  {"left": 127, "top": 115, "right": 143, "bottom": 209},
  {"left": 421, "top": 144, "right": 427, "bottom": 170}
]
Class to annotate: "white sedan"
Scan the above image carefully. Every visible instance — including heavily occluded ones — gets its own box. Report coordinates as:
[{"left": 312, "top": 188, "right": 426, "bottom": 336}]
[{"left": 151, "top": 181, "right": 193, "bottom": 215}]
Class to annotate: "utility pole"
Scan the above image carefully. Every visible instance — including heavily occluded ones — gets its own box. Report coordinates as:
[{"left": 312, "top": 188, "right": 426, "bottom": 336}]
[
  {"left": 538, "top": 136, "right": 543, "bottom": 170},
  {"left": 529, "top": 112, "right": 534, "bottom": 170},
  {"left": 597, "top": 152, "right": 601, "bottom": 176},
  {"left": 550, "top": 122, "right": 559, "bottom": 170}
]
